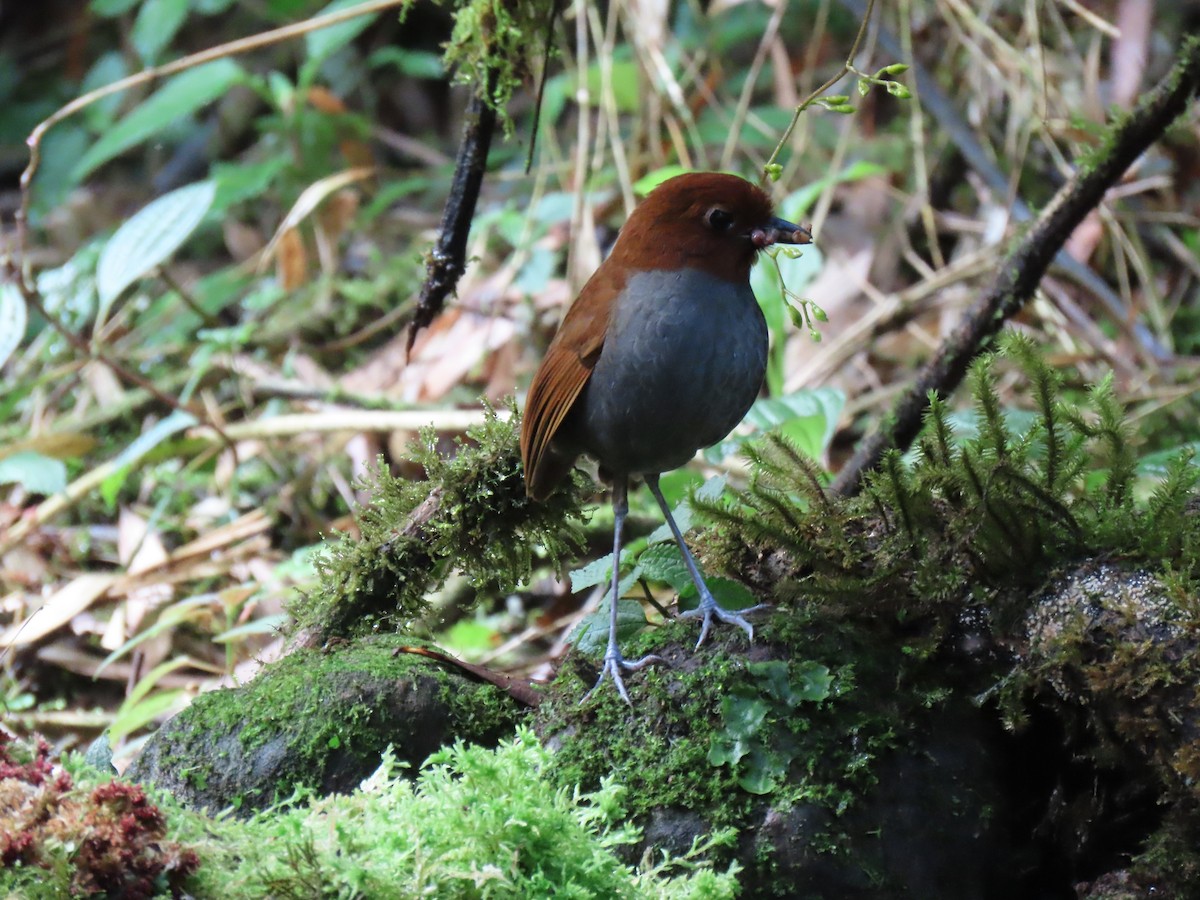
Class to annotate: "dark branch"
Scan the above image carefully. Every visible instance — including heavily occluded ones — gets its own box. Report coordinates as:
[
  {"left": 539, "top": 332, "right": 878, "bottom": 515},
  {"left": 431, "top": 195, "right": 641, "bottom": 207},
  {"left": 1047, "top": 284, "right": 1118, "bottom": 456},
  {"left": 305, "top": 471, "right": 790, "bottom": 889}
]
[
  {"left": 831, "top": 36, "right": 1200, "bottom": 498},
  {"left": 406, "top": 70, "right": 499, "bottom": 354}
]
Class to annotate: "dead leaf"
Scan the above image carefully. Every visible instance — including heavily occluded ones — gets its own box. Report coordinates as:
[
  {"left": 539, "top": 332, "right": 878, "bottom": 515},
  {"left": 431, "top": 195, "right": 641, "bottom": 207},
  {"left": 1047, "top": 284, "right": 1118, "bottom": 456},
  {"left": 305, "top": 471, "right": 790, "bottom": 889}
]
[{"left": 0, "top": 572, "right": 116, "bottom": 648}]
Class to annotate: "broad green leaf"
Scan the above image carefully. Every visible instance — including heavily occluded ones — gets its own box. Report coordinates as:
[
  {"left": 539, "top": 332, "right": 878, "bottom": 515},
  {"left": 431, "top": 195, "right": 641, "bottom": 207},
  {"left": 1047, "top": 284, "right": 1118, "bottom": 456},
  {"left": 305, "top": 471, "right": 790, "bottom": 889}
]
[
  {"left": 644, "top": 476, "right": 725, "bottom": 544},
  {"left": 368, "top": 47, "right": 445, "bottom": 79},
  {"left": 570, "top": 593, "right": 645, "bottom": 656},
  {"left": 100, "top": 409, "right": 198, "bottom": 507},
  {"left": 746, "top": 659, "right": 830, "bottom": 706},
  {"left": 132, "top": 0, "right": 189, "bottom": 64},
  {"left": 705, "top": 387, "right": 846, "bottom": 464},
  {"left": 633, "top": 166, "right": 691, "bottom": 196},
  {"left": 306, "top": 0, "right": 381, "bottom": 62},
  {"left": 109, "top": 688, "right": 185, "bottom": 742},
  {"left": 583, "top": 60, "right": 641, "bottom": 113},
  {"left": 97, "top": 180, "right": 216, "bottom": 311},
  {"left": 211, "top": 158, "right": 288, "bottom": 212},
  {"left": 678, "top": 577, "right": 757, "bottom": 610},
  {"left": 781, "top": 160, "right": 888, "bottom": 221},
  {"left": 720, "top": 694, "right": 769, "bottom": 739},
  {"left": 0, "top": 282, "right": 27, "bottom": 369},
  {"left": 637, "top": 544, "right": 691, "bottom": 594},
  {"left": 81, "top": 52, "right": 130, "bottom": 130},
  {"left": 92, "top": 0, "right": 141, "bottom": 15},
  {"left": 0, "top": 452, "right": 67, "bottom": 495},
  {"left": 212, "top": 613, "right": 289, "bottom": 643},
  {"left": 738, "top": 747, "right": 783, "bottom": 795},
  {"left": 569, "top": 549, "right": 636, "bottom": 592},
  {"left": 73, "top": 58, "right": 242, "bottom": 181},
  {"left": 792, "top": 660, "right": 833, "bottom": 702}
]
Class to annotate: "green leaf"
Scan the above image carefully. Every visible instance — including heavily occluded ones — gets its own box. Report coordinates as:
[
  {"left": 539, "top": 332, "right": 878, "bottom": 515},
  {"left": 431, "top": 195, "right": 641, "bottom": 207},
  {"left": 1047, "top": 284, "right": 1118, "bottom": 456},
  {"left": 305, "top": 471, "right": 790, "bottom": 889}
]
[
  {"left": 211, "top": 158, "right": 289, "bottom": 212},
  {"left": 720, "top": 694, "right": 768, "bottom": 739},
  {"left": 132, "top": 0, "right": 189, "bottom": 64},
  {"left": 81, "top": 52, "right": 130, "bottom": 131},
  {"left": 100, "top": 409, "right": 198, "bottom": 507},
  {"left": 636, "top": 543, "right": 692, "bottom": 594},
  {"left": 570, "top": 596, "right": 647, "bottom": 656},
  {"left": 109, "top": 688, "right": 185, "bottom": 742},
  {"left": 583, "top": 60, "right": 641, "bottom": 113},
  {"left": 97, "top": 180, "right": 216, "bottom": 310},
  {"left": 633, "top": 166, "right": 691, "bottom": 196},
  {"left": 738, "top": 747, "right": 783, "bottom": 795},
  {"left": 745, "top": 659, "right": 830, "bottom": 706},
  {"left": 0, "top": 452, "right": 67, "bottom": 495},
  {"left": 92, "top": 0, "right": 141, "bottom": 15},
  {"left": 306, "top": 0, "right": 381, "bottom": 61},
  {"left": 792, "top": 660, "right": 833, "bottom": 702},
  {"left": 705, "top": 387, "right": 845, "bottom": 464},
  {"left": 569, "top": 550, "right": 634, "bottom": 592},
  {"left": 368, "top": 47, "right": 445, "bottom": 79},
  {"left": 213, "top": 614, "right": 289, "bottom": 643},
  {"left": 781, "top": 160, "right": 888, "bottom": 221},
  {"left": 688, "top": 577, "right": 757, "bottom": 610},
  {"left": 73, "top": 58, "right": 242, "bottom": 181},
  {"left": 0, "top": 282, "right": 27, "bottom": 369}
]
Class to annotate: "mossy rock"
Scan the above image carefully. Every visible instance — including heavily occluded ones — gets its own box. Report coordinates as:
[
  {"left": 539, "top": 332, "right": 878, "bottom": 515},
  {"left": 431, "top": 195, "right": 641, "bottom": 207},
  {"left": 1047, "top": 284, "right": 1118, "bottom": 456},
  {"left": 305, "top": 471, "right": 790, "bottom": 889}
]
[{"left": 128, "top": 635, "right": 524, "bottom": 814}]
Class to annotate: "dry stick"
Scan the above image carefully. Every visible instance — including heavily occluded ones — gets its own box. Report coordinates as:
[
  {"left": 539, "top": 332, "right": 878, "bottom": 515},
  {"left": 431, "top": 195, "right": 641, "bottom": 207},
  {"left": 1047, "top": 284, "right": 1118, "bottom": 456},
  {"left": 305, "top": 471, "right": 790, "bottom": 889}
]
[
  {"left": 406, "top": 69, "right": 499, "bottom": 354},
  {"left": 836, "top": 0, "right": 1167, "bottom": 361},
  {"left": 831, "top": 36, "right": 1200, "bottom": 498}
]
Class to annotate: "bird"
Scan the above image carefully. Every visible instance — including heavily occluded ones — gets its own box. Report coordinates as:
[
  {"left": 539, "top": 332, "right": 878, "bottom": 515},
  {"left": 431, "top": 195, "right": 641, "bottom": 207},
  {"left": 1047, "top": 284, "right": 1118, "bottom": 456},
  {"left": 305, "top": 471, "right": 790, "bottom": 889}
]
[{"left": 520, "top": 171, "right": 812, "bottom": 702}]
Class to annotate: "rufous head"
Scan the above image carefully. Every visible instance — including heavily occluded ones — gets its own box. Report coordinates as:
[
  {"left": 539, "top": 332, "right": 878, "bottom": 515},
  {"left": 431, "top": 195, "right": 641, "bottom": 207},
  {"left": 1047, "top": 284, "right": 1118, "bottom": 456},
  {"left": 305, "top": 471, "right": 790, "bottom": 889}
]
[{"left": 607, "top": 172, "right": 812, "bottom": 283}]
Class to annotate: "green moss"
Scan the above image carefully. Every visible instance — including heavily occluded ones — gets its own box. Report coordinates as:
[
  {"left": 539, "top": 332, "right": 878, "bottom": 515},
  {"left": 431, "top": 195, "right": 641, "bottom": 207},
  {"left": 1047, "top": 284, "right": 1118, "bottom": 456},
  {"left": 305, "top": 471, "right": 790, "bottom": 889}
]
[
  {"left": 129, "top": 635, "right": 524, "bottom": 811},
  {"left": 537, "top": 334, "right": 1200, "bottom": 891},
  {"left": 443, "top": 0, "right": 556, "bottom": 130},
  {"left": 291, "top": 402, "right": 589, "bottom": 641},
  {"left": 3, "top": 731, "right": 741, "bottom": 899}
]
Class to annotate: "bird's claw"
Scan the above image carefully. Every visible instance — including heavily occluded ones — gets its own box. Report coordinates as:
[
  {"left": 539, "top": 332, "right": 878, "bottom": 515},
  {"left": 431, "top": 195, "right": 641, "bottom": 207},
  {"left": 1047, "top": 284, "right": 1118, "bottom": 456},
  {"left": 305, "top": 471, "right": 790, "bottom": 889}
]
[
  {"left": 680, "top": 601, "right": 769, "bottom": 649},
  {"left": 582, "top": 652, "right": 664, "bottom": 705}
]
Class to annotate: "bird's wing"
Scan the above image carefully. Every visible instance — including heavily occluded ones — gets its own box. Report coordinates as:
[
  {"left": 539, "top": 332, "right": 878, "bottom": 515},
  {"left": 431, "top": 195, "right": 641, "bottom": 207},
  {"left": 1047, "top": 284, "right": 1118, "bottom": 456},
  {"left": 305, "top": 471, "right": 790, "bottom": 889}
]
[{"left": 520, "top": 268, "right": 621, "bottom": 499}]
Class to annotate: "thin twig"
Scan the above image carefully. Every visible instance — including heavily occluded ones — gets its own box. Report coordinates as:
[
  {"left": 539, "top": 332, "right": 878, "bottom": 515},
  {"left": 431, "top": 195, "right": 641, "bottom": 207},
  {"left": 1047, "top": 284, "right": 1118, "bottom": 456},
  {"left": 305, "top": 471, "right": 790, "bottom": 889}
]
[
  {"left": 761, "top": 0, "right": 877, "bottom": 180},
  {"left": 831, "top": 36, "right": 1200, "bottom": 497}
]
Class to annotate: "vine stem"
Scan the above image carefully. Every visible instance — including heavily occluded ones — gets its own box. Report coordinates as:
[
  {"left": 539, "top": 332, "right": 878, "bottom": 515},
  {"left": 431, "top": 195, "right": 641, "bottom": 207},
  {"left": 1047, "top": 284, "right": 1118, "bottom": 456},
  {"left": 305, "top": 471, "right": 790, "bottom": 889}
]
[{"left": 761, "top": 0, "right": 877, "bottom": 181}]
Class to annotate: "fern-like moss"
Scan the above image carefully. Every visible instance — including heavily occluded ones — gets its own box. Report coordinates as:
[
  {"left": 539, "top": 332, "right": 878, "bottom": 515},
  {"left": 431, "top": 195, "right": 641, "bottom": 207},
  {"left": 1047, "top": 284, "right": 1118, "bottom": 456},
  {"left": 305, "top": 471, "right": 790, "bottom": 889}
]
[{"left": 697, "top": 332, "right": 1200, "bottom": 628}]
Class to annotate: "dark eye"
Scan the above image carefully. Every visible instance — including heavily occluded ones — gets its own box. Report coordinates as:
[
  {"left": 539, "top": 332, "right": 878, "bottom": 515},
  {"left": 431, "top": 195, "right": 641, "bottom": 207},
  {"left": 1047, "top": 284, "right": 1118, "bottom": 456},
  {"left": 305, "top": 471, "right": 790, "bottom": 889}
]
[{"left": 705, "top": 207, "right": 734, "bottom": 233}]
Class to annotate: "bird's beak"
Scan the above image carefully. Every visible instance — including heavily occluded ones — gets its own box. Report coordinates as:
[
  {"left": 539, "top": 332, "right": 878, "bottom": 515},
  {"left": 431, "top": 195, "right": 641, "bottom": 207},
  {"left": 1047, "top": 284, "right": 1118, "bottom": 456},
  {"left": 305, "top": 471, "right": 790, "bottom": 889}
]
[{"left": 750, "top": 217, "right": 813, "bottom": 249}]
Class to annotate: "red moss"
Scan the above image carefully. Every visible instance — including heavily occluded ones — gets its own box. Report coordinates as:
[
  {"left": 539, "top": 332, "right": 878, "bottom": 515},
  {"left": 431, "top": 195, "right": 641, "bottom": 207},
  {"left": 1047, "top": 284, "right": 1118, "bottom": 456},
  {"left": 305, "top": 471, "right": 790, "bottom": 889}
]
[{"left": 0, "top": 730, "right": 201, "bottom": 897}]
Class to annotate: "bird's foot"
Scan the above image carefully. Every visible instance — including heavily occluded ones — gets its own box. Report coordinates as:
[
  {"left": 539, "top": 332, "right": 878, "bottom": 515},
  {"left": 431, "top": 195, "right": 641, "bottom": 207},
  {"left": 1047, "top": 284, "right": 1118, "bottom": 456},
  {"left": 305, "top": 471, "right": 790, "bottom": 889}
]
[
  {"left": 582, "top": 651, "right": 664, "bottom": 705},
  {"left": 680, "top": 597, "right": 769, "bottom": 649}
]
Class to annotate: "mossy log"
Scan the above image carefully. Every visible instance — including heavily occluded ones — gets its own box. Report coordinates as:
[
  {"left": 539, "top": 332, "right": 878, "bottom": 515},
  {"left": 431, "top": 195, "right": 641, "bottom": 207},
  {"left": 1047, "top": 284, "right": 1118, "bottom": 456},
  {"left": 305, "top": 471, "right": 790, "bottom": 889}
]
[{"left": 127, "top": 636, "right": 525, "bottom": 813}]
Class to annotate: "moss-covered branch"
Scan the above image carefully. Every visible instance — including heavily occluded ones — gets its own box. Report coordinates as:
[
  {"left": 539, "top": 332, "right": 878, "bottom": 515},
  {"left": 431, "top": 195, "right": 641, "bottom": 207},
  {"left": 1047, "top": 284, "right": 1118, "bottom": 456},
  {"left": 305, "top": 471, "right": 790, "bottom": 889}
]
[{"left": 831, "top": 35, "right": 1200, "bottom": 498}]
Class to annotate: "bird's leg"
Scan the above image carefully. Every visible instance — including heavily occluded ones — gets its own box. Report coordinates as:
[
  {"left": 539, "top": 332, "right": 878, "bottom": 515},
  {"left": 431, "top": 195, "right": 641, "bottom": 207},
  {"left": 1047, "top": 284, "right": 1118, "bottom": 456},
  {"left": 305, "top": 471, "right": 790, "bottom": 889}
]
[
  {"left": 645, "top": 474, "right": 767, "bottom": 649},
  {"left": 583, "top": 476, "right": 662, "bottom": 704}
]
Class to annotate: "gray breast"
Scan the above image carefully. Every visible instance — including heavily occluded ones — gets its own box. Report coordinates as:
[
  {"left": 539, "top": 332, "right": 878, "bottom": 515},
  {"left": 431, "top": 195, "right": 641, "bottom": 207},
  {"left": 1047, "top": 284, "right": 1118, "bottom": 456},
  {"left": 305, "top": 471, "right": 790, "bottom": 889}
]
[{"left": 573, "top": 267, "right": 768, "bottom": 477}]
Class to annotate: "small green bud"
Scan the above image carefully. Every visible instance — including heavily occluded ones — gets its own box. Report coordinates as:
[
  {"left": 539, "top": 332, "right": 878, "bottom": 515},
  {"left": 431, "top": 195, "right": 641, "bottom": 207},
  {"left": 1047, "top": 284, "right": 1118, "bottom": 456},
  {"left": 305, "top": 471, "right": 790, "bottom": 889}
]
[
  {"left": 886, "top": 81, "right": 911, "bottom": 99},
  {"left": 764, "top": 163, "right": 783, "bottom": 181}
]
